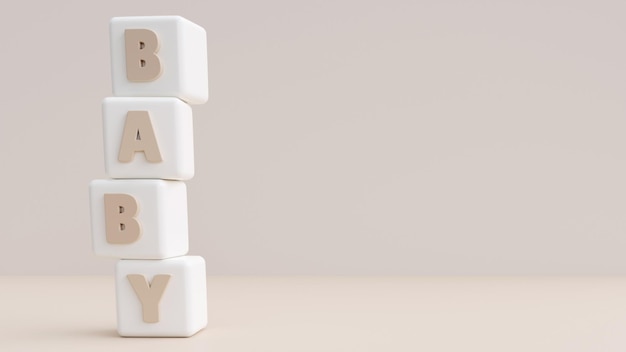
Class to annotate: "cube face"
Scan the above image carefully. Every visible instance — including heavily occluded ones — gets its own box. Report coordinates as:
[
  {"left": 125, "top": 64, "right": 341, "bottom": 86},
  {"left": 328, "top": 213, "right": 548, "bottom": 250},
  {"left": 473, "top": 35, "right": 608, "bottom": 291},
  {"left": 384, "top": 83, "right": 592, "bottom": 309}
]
[
  {"left": 116, "top": 256, "right": 207, "bottom": 337},
  {"left": 89, "top": 179, "right": 188, "bottom": 259},
  {"left": 103, "top": 97, "right": 194, "bottom": 180},
  {"left": 110, "top": 16, "right": 208, "bottom": 104}
]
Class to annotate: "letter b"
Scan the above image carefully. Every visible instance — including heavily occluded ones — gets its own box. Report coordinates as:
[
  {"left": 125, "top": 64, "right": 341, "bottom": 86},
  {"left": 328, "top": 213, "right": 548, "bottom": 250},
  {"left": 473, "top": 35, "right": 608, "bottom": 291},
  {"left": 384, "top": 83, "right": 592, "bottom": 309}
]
[
  {"left": 125, "top": 29, "right": 162, "bottom": 82},
  {"left": 104, "top": 194, "right": 142, "bottom": 244}
]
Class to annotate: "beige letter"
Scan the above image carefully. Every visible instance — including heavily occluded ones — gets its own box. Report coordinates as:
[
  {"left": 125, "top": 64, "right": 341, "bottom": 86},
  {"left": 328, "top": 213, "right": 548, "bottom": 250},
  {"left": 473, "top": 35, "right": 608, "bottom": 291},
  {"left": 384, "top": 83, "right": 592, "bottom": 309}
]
[
  {"left": 125, "top": 29, "right": 162, "bottom": 82},
  {"left": 104, "top": 194, "right": 141, "bottom": 244},
  {"left": 118, "top": 111, "right": 163, "bottom": 163},
  {"left": 127, "top": 274, "right": 171, "bottom": 323}
]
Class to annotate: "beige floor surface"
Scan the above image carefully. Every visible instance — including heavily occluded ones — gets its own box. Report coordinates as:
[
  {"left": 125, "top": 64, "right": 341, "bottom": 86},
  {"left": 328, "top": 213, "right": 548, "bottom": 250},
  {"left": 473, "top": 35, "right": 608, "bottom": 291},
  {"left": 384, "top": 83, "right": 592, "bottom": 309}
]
[{"left": 1, "top": 276, "right": 626, "bottom": 351}]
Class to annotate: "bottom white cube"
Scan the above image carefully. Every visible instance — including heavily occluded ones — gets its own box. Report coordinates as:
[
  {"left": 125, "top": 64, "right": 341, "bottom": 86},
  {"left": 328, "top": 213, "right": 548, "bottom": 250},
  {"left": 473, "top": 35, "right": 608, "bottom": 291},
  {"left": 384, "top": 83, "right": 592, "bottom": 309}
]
[{"left": 115, "top": 256, "right": 207, "bottom": 337}]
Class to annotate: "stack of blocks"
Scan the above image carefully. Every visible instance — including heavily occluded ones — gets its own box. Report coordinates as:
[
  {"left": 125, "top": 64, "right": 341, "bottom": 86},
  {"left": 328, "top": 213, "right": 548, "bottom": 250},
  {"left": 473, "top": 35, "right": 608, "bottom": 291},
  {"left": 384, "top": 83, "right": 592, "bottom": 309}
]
[{"left": 89, "top": 16, "right": 208, "bottom": 337}]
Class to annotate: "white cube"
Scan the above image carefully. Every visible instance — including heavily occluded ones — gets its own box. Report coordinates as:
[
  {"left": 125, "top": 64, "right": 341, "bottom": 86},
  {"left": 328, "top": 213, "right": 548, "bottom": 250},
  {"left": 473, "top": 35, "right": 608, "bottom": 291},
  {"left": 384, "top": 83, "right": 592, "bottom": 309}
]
[
  {"left": 116, "top": 256, "right": 207, "bottom": 337},
  {"left": 89, "top": 179, "right": 188, "bottom": 259},
  {"left": 110, "top": 16, "right": 208, "bottom": 104},
  {"left": 102, "top": 97, "right": 194, "bottom": 180}
]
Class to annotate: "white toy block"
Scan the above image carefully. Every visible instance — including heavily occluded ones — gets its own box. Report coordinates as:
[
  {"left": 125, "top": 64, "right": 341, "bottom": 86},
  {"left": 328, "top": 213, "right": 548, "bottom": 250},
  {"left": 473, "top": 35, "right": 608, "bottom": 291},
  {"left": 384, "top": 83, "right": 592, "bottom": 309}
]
[
  {"left": 116, "top": 256, "right": 207, "bottom": 337},
  {"left": 89, "top": 179, "right": 188, "bottom": 259},
  {"left": 110, "top": 16, "right": 208, "bottom": 104},
  {"left": 103, "top": 97, "right": 194, "bottom": 180}
]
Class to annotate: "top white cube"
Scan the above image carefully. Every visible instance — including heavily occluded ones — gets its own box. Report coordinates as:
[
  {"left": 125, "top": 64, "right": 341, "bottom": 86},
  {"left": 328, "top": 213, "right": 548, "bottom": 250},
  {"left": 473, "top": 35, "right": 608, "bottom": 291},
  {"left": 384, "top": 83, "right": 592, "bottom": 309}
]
[{"left": 110, "top": 16, "right": 208, "bottom": 104}]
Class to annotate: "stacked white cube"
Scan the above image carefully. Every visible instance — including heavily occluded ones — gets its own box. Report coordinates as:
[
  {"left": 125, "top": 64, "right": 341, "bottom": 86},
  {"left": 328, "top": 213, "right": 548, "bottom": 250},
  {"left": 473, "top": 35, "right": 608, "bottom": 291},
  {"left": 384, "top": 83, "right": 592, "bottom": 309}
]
[{"left": 89, "top": 16, "right": 208, "bottom": 337}]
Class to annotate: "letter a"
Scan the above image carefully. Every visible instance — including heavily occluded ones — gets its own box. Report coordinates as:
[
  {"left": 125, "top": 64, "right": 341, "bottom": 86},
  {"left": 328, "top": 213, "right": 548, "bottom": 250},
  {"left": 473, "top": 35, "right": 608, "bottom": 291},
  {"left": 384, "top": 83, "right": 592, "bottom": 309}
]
[
  {"left": 125, "top": 28, "right": 162, "bottom": 82},
  {"left": 127, "top": 274, "right": 171, "bottom": 323},
  {"left": 104, "top": 194, "right": 142, "bottom": 244},
  {"left": 118, "top": 111, "right": 163, "bottom": 163}
]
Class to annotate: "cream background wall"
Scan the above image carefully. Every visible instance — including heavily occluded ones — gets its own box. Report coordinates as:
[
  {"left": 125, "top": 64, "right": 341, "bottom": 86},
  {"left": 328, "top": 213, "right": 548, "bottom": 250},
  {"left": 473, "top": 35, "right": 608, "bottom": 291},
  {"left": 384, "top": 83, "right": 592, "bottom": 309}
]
[{"left": 1, "top": 0, "right": 625, "bottom": 274}]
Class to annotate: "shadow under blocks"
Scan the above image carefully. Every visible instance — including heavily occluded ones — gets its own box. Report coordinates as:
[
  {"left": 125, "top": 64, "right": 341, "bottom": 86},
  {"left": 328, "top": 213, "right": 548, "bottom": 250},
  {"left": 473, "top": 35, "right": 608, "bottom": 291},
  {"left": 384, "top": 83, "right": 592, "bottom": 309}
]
[{"left": 89, "top": 15, "right": 209, "bottom": 337}]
